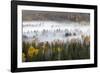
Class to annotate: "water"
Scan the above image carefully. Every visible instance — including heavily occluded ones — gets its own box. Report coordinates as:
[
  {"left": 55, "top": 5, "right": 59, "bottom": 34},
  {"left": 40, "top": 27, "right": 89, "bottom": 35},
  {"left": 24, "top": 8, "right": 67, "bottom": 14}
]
[{"left": 22, "top": 21, "right": 90, "bottom": 43}]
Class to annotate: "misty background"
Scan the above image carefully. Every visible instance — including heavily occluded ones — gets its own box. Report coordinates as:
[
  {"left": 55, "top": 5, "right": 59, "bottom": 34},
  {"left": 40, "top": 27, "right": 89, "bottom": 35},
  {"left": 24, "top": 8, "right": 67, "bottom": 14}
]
[{"left": 22, "top": 10, "right": 90, "bottom": 23}]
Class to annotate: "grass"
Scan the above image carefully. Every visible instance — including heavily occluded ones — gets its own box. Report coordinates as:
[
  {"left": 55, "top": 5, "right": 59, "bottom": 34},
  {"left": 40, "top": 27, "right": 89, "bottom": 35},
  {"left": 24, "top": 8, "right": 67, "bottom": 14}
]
[{"left": 22, "top": 36, "right": 90, "bottom": 62}]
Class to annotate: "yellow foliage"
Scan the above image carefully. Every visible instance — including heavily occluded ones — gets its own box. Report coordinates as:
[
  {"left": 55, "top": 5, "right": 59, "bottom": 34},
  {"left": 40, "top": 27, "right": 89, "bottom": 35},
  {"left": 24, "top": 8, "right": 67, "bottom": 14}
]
[
  {"left": 84, "top": 36, "right": 90, "bottom": 45},
  {"left": 57, "top": 48, "right": 62, "bottom": 52},
  {"left": 34, "top": 49, "right": 39, "bottom": 55},
  {"left": 22, "top": 52, "right": 26, "bottom": 62},
  {"left": 28, "top": 46, "right": 39, "bottom": 58}
]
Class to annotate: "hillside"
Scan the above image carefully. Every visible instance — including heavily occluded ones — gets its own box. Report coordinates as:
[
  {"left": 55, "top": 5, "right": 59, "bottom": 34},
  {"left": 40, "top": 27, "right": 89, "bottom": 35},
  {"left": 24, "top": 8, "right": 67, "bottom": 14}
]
[{"left": 22, "top": 10, "right": 90, "bottom": 23}]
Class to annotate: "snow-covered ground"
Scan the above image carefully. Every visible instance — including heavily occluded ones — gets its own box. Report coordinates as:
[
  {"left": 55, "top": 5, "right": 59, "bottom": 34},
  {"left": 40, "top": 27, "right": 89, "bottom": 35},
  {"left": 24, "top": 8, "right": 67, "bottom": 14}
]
[{"left": 22, "top": 21, "right": 90, "bottom": 43}]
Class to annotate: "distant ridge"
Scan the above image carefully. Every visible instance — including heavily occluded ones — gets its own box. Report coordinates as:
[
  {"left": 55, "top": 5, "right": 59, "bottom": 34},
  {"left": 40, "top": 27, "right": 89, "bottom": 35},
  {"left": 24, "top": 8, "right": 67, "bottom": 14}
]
[{"left": 22, "top": 10, "right": 90, "bottom": 23}]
